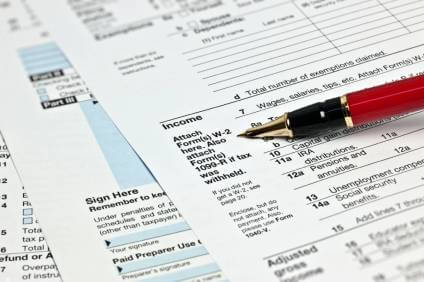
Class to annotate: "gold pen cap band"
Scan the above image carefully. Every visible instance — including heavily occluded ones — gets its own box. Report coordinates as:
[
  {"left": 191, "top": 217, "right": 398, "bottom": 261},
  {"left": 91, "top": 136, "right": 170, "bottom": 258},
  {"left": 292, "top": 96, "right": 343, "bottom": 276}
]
[{"left": 340, "top": 95, "right": 354, "bottom": 128}]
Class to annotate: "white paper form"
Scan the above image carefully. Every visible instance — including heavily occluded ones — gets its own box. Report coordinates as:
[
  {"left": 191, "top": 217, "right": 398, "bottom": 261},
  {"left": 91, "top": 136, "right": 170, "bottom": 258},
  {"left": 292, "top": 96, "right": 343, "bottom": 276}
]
[
  {"left": 0, "top": 2, "right": 225, "bottom": 281},
  {"left": 32, "top": 0, "right": 424, "bottom": 281},
  {"left": 0, "top": 3, "right": 61, "bottom": 281},
  {"left": 0, "top": 135, "right": 61, "bottom": 281}
]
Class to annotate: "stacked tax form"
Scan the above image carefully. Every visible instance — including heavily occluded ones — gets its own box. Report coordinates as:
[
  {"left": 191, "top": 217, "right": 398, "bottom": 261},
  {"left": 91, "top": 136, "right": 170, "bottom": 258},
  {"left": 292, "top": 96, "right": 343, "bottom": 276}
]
[{"left": 2, "top": 0, "right": 424, "bottom": 281}]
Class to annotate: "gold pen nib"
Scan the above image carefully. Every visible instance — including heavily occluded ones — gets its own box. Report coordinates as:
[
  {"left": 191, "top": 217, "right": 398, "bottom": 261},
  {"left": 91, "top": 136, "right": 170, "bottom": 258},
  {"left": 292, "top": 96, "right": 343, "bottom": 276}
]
[
  {"left": 237, "top": 132, "right": 248, "bottom": 137},
  {"left": 237, "top": 113, "right": 294, "bottom": 139}
]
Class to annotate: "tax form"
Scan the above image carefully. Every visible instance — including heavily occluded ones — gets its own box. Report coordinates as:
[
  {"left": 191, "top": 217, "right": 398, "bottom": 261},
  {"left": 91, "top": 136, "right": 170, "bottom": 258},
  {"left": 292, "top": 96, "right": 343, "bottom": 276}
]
[
  {"left": 0, "top": 1, "right": 224, "bottom": 281},
  {"left": 0, "top": 2, "right": 61, "bottom": 281},
  {"left": 0, "top": 134, "right": 61, "bottom": 281},
  {"left": 19, "top": 0, "right": 424, "bottom": 281}
]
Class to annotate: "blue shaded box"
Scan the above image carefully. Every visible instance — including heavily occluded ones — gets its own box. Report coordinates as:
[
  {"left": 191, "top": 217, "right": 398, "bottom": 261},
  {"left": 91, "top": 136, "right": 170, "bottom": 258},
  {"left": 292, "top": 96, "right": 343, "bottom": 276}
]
[
  {"left": 37, "top": 88, "right": 47, "bottom": 94},
  {"left": 23, "top": 208, "right": 33, "bottom": 216},
  {"left": 39, "top": 95, "right": 49, "bottom": 101},
  {"left": 23, "top": 217, "right": 33, "bottom": 224}
]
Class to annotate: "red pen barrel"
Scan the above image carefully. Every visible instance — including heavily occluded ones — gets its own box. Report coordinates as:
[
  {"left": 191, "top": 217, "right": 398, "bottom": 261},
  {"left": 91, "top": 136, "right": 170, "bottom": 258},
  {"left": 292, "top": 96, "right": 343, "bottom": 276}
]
[{"left": 346, "top": 75, "right": 424, "bottom": 125}]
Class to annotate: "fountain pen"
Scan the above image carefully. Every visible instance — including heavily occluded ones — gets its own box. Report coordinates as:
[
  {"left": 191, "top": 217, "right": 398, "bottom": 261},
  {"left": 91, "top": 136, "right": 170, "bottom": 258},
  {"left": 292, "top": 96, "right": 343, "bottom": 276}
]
[{"left": 238, "top": 74, "right": 424, "bottom": 139}]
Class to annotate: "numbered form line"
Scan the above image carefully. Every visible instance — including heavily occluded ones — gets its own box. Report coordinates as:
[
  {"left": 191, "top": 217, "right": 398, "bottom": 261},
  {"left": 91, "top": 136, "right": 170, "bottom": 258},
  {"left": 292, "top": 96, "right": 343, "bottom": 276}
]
[
  {"left": 359, "top": 240, "right": 424, "bottom": 269},
  {"left": 281, "top": 127, "right": 424, "bottom": 176},
  {"left": 262, "top": 200, "right": 424, "bottom": 260},
  {"left": 159, "top": 43, "right": 424, "bottom": 124},
  {"left": 264, "top": 111, "right": 424, "bottom": 155},
  {"left": 237, "top": 58, "right": 424, "bottom": 119},
  {"left": 319, "top": 183, "right": 424, "bottom": 221},
  {"left": 307, "top": 162, "right": 424, "bottom": 206},
  {"left": 293, "top": 145, "right": 424, "bottom": 190}
]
